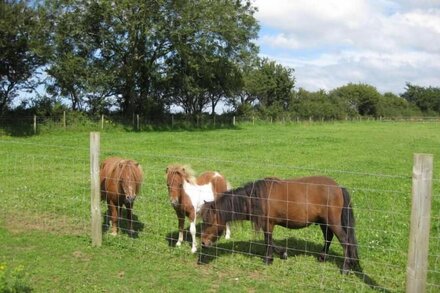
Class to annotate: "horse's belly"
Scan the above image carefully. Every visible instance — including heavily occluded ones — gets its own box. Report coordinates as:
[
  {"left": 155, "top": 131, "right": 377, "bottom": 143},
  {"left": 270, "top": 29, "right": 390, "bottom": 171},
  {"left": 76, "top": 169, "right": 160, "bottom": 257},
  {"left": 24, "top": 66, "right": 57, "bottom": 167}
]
[{"left": 275, "top": 219, "right": 313, "bottom": 229}]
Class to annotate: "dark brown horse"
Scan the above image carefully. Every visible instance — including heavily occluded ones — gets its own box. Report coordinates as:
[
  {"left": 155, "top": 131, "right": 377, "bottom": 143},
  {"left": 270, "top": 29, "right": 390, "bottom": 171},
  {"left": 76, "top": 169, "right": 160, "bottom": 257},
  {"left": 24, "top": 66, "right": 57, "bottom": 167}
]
[
  {"left": 166, "top": 164, "right": 231, "bottom": 253},
  {"left": 201, "top": 176, "right": 360, "bottom": 273},
  {"left": 100, "top": 157, "right": 143, "bottom": 236}
]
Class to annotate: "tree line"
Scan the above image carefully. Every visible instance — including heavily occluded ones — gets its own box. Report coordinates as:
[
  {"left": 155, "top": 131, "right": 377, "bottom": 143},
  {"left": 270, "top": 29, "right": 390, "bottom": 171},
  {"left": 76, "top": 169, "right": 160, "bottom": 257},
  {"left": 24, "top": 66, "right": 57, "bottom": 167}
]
[{"left": 1, "top": 0, "right": 439, "bottom": 122}]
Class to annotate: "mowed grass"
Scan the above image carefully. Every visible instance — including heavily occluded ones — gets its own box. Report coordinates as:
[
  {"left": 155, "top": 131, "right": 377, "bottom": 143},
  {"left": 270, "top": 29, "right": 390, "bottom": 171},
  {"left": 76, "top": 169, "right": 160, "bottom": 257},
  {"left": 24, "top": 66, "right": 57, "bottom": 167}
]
[{"left": 0, "top": 121, "right": 439, "bottom": 292}]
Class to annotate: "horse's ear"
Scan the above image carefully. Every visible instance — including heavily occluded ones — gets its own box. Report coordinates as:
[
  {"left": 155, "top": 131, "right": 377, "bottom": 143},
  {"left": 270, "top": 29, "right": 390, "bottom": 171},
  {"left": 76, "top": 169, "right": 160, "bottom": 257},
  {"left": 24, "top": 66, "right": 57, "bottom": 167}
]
[{"left": 165, "top": 167, "right": 168, "bottom": 174}]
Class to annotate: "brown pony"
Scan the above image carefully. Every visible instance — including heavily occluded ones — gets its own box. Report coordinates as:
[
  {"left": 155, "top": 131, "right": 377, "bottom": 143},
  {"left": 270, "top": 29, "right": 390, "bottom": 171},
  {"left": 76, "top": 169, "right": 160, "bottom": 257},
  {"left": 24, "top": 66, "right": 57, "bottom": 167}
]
[
  {"left": 201, "top": 176, "right": 360, "bottom": 273},
  {"left": 100, "top": 157, "right": 143, "bottom": 236},
  {"left": 166, "top": 164, "right": 231, "bottom": 253}
]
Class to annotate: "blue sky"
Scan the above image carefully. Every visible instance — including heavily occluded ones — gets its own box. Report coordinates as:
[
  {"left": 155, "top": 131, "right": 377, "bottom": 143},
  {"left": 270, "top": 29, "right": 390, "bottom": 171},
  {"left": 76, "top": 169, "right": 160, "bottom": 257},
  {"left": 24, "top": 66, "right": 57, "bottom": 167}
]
[{"left": 253, "top": 0, "right": 440, "bottom": 94}]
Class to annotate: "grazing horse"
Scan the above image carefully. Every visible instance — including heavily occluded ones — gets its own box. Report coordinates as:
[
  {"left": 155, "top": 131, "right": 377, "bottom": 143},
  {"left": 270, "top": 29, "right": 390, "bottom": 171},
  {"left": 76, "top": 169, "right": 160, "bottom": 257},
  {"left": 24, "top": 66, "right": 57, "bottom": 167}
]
[
  {"left": 100, "top": 157, "right": 143, "bottom": 236},
  {"left": 166, "top": 164, "right": 232, "bottom": 253},
  {"left": 201, "top": 176, "right": 360, "bottom": 273}
]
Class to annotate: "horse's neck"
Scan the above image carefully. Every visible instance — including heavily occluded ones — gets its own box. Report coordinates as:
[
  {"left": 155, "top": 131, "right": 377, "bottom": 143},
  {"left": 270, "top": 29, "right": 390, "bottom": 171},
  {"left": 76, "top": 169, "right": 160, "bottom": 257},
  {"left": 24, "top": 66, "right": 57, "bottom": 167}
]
[
  {"left": 219, "top": 192, "right": 249, "bottom": 223},
  {"left": 183, "top": 180, "right": 215, "bottom": 212}
]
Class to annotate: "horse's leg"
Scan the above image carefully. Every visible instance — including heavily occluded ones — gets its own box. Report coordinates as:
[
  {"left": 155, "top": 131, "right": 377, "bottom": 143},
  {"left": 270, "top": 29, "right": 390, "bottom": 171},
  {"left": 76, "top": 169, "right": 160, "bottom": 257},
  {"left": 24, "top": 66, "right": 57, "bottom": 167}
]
[
  {"left": 189, "top": 210, "right": 197, "bottom": 253},
  {"left": 225, "top": 222, "right": 231, "bottom": 240},
  {"left": 273, "top": 245, "right": 288, "bottom": 260},
  {"left": 263, "top": 227, "right": 275, "bottom": 265},
  {"left": 175, "top": 209, "right": 185, "bottom": 247},
  {"left": 125, "top": 201, "right": 134, "bottom": 236},
  {"left": 108, "top": 200, "right": 118, "bottom": 236},
  {"left": 331, "top": 225, "right": 350, "bottom": 274},
  {"left": 319, "top": 223, "right": 334, "bottom": 262}
]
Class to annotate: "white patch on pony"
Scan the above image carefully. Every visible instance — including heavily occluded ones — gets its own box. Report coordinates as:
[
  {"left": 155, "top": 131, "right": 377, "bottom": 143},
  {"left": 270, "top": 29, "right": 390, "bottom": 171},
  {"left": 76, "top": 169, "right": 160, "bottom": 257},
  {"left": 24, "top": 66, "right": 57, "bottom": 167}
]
[
  {"left": 225, "top": 223, "right": 231, "bottom": 239},
  {"left": 190, "top": 220, "right": 197, "bottom": 253},
  {"left": 183, "top": 180, "right": 217, "bottom": 253},
  {"left": 183, "top": 181, "right": 215, "bottom": 213},
  {"left": 176, "top": 231, "right": 183, "bottom": 246}
]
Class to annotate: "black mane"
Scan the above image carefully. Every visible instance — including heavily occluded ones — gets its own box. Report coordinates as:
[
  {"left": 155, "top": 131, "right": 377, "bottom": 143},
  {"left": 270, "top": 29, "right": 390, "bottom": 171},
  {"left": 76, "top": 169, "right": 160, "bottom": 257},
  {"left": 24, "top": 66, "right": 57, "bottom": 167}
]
[{"left": 202, "top": 179, "right": 271, "bottom": 231}]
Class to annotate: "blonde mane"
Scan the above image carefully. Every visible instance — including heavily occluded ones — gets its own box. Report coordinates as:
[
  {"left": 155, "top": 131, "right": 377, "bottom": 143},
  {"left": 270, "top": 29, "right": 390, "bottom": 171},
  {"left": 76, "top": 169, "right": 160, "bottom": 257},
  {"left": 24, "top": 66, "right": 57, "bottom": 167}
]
[{"left": 166, "top": 164, "right": 197, "bottom": 183}]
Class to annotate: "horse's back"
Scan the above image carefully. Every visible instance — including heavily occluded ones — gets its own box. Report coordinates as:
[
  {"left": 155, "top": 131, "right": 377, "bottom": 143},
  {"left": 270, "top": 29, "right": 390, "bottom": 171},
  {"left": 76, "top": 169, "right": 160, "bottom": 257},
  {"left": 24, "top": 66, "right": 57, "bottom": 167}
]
[
  {"left": 100, "top": 156, "right": 143, "bottom": 195},
  {"left": 264, "top": 176, "right": 343, "bottom": 227},
  {"left": 100, "top": 157, "right": 123, "bottom": 179},
  {"left": 197, "top": 171, "right": 229, "bottom": 196}
]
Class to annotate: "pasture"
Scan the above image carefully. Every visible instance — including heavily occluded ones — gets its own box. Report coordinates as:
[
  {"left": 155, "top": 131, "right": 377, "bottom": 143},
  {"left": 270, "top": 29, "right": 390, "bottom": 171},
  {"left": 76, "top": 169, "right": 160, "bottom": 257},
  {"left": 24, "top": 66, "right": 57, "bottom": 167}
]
[{"left": 0, "top": 121, "right": 439, "bottom": 292}]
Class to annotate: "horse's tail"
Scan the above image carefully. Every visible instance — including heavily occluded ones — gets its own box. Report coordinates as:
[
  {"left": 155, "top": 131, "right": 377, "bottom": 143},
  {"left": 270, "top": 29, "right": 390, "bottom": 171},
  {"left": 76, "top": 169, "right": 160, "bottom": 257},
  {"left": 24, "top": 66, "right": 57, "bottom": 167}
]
[{"left": 341, "top": 187, "right": 361, "bottom": 270}]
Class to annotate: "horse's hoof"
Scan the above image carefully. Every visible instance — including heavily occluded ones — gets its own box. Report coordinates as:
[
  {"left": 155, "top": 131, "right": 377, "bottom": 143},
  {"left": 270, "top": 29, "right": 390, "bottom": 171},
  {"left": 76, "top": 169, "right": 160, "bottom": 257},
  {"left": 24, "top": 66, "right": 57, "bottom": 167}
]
[
  {"left": 110, "top": 231, "right": 117, "bottom": 236},
  {"left": 263, "top": 258, "right": 274, "bottom": 265},
  {"left": 318, "top": 254, "right": 326, "bottom": 262},
  {"left": 191, "top": 247, "right": 197, "bottom": 253},
  {"left": 341, "top": 268, "right": 350, "bottom": 275},
  {"left": 225, "top": 234, "right": 231, "bottom": 240},
  {"left": 175, "top": 241, "right": 182, "bottom": 247},
  {"left": 280, "top": 252, "right": 288, "bottom": 260}
]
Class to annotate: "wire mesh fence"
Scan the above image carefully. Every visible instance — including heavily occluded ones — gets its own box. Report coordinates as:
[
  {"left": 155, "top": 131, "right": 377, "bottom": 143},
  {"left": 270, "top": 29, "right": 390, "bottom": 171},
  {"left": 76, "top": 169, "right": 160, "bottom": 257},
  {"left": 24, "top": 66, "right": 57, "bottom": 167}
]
[{"left": 1, "top": 120, "right": 439, "bottom": 292}]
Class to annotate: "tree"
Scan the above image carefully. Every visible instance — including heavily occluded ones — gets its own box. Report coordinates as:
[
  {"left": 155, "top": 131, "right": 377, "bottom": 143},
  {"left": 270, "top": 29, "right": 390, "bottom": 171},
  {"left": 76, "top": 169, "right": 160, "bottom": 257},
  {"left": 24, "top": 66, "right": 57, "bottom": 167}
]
[
  {"left": 330, "top": 83, "right": 382, "bottom": 117},
  {"left": 401, "top": 83, "right": 440, "bottom": 115},
  {"left": 377, "top": 92, "right": 421, "bottom": 117},
  {"left": 292, "top": 88, "right": 346, "bottom": 120},
  {"left": 235, "top": 57, "right": 295, "bottom": 112},
  {"left": 41, "top": 0, "right": 259, "bottom": 118},
  {"left": 0, "top": 0, "right": 46, "bottom": 114},
  {"left": 164, "top": 0, "right": 258, "bottom": 116}
]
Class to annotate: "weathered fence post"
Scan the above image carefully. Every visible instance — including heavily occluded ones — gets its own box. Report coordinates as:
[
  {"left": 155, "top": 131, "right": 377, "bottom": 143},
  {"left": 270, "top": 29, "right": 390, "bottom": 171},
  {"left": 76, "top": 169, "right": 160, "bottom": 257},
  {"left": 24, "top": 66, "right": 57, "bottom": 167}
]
[
  {"left": 136, "top": 114, "right": 140, "bottom": 131},
  {"left": 90, "top": 132, "right": 102, "bottom": 247},
  {"left": 63, "top": 111, "right": 66, "bottom": 128},
  {"left": 33, "top": 115, "right": 37, "bottom": 134},
  {"left": 101, "top": 114, "right": 104, "bottom": 130},
  {"left": 406, "top": 153, "right": 433, "bottom": 293},
  {"left": 233, "top": 116, "right": 236, "bottom": 126}
]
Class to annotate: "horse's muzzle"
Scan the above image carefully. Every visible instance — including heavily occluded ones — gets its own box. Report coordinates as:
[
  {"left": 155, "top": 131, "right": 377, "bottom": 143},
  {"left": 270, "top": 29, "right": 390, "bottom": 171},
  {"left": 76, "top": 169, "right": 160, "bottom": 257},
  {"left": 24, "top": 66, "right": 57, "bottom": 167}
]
[
  {"left": 201, "top": 239, "right": 212, "bottom": 248},
  {"left": 125, "top": 196, "right": 136, "bottom": 205},
  {"left": 170, "top": 199, "right": 179, "bottom": 207}
]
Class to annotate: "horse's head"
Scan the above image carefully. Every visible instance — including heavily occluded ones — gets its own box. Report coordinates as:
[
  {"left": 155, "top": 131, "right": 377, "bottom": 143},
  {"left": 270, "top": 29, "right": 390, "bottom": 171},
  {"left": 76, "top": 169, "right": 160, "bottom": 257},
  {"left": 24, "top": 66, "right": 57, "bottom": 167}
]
[
  {"left": 200, "top": 201, "right": 226, "bottom": 247},
  {"left": 119, "top": 160, "right": 142, "bottom": 204},
  {"left": 165, "top": 164, "right": 191, "bottom": 207}
]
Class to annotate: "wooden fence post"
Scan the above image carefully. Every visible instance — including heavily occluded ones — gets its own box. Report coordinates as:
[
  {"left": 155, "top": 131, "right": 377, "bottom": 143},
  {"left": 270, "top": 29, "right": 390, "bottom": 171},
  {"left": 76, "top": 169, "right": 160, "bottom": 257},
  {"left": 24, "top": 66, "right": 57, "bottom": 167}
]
[
  {"left": 406, "top": 153, "right": 433, "bottom": 293},
  {"left": 101, "top": 114, "right": 104, "bottom": 130},
  {"left": 33, "top": 115, "right": 37, "bottom": 134},
  {"left": 63, "top": 111, "right": 66, "bottom": 128},
  {"left": 233, "top": 116, "right": 236, "bottom": 126},
  {"left": 136, "top": 114, "right": 140, "bottom": 130},
  {"left": 90, "top": 132, "right": 102, "bottom": 247}
]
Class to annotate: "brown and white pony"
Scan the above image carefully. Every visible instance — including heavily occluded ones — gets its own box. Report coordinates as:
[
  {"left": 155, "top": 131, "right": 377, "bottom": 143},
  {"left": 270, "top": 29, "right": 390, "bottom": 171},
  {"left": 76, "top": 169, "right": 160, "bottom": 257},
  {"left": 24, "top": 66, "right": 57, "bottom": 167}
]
[
  {"left": 100, "top": 156, "right": 143, "bottom": 237},
  {"left": 166, "top": 164, "right": 231, "bottom": 253}
]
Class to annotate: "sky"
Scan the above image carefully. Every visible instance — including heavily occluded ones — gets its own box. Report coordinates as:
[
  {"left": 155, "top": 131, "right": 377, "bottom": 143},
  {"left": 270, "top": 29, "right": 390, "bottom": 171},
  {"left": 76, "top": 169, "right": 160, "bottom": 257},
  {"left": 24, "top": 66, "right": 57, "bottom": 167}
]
[{"left": 253, "top": 0, "right": 440, "bottom": 94}]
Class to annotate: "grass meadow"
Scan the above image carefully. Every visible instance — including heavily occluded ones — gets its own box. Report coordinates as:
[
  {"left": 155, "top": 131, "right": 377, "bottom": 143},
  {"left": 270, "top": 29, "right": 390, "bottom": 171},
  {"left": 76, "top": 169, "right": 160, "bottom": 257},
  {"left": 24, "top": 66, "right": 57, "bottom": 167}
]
[{"left": 0, "top": 120, "right": 439, "bottom": 292}]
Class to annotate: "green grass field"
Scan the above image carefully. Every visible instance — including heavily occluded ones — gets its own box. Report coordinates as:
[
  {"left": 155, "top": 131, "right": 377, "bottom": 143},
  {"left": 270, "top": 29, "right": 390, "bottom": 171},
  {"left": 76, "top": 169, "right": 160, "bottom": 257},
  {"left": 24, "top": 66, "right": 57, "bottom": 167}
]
[{"left": 1, "top": 121, "right": 439, "bottom": 292}]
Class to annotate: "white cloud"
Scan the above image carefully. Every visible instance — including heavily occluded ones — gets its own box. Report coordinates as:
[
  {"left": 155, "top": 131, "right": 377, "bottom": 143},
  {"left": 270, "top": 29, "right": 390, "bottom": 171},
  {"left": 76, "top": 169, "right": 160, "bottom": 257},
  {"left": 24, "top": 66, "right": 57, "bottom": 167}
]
[{"left": 254, "top": 0, "right": 440, "bottom": 93}]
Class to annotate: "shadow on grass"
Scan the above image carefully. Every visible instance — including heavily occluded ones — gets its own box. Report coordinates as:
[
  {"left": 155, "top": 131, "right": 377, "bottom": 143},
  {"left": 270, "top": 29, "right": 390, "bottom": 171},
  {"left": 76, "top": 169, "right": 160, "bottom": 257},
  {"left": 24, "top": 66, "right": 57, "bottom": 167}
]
[
  {"left": 165, "top": 223, "right": 204, "bottom": 247},
  {"left": 165, "top": 228, "right": 389, "bottom": 293},
  {"left": 102, "top": 208, "right": 144, "bottom": 238}
]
